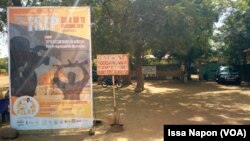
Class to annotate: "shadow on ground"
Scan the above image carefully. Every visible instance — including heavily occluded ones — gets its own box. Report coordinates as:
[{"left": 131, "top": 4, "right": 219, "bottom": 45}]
[
  {"left": 90, "top": 80, "right": 250, "bottom": 141},
  {"left": 1, "top": 80, "right": 250, "bottom": 141}
]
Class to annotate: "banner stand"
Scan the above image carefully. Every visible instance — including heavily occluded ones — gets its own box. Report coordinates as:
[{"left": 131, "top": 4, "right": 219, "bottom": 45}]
[
  {"left": 88, "top": 106, "right": 104, "bottom": 136},
  {"left": 88, "top": 124, "right": 96, "bottom": 136}
]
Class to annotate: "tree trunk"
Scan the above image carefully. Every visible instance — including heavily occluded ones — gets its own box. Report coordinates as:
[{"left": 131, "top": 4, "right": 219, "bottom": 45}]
[
  {"left": 124, "top": 62, "right": 132, "bottom": 85},
  {"left": 128, "top": 62, "right": 132, "bottom": 83},
  {"left": 186, "top": 61, "right": 192, "bottom": 80},
  {"left": 180, "top": 63, "right": 185, "bottom": 82},
  {"left": 134, "top": 46, "right": 144, "bottom": 92}
]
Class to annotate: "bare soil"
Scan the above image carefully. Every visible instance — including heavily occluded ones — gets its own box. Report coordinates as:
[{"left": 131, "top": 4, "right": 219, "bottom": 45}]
[{"left": 1, "top": 76, "right": 250, "bottom": 141}]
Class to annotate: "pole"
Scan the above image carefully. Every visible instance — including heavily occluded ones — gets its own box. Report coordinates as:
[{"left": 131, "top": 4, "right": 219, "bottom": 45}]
[{"left": 112, "top": 75, "right": 118, "bottom": 124}]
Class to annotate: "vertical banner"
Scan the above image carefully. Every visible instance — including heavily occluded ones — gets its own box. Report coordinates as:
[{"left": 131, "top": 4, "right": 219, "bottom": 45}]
[{"left": 8, "top": 7, "right": 93, "bottom": 130}]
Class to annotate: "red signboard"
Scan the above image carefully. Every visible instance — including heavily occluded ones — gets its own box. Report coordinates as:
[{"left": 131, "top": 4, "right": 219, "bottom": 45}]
[{"left": 97, "top": 54, "right": 129, "bottom": 75}]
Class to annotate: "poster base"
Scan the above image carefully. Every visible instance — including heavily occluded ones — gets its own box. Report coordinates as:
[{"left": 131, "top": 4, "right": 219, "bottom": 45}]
[{"left": 88, "top": 127, "right": 95, "bottom": 136}]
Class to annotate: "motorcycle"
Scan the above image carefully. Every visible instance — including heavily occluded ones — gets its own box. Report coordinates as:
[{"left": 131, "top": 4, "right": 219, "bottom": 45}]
[{"left": 102, "top": 76, "right": 123, "bottom": 88}]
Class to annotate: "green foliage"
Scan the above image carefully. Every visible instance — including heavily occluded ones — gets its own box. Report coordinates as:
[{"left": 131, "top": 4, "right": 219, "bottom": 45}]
[
  {"left": 217, "top": 0, "right": 250, "bottom": 65},
  {"left": 162, "top": 0, "right": 218, "bottom": 64},
  {"left": 92, "top": 0, "right": 133, "bottom": 56},
  {"left": 0, "top": 0, "right": 226, "bottom": 83},
  {"left": 0, "top": 57, "right": 8, "bottom": 72},
  {"left": 0, "top": 0, "right": 220, "bottom": 62},
  {"left": 0, "top": 0, "right": 12, "bottom": 32},
  {"left": 143, "top": 59, "right": 167, "bottom": 66},
  {"left": 92, "top": 0, "right": 219, "bottom": 70}
]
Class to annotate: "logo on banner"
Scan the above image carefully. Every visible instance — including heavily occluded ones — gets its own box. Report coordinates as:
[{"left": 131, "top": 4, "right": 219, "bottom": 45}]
[{"left": 13, "top": 96, "right": 39, "bottom": 117}]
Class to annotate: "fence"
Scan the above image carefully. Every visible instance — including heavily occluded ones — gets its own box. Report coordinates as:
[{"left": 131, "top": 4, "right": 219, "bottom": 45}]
[
  {"left": 132, "top": 64, "right": 181, "bottom": 80},
  {"left": 241, "top": 64, "right": 250, "bottom": 82}
]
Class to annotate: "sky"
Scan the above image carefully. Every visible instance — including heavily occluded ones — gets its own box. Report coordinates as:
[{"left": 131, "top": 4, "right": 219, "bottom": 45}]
[{"left": 213, "top": 8, "right": 233, "bottom": 35}]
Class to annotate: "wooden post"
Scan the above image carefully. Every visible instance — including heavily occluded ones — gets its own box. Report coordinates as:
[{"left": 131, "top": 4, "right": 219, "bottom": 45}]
[{"left": 112, "top": 75, "right": 118, "bottom": 124}]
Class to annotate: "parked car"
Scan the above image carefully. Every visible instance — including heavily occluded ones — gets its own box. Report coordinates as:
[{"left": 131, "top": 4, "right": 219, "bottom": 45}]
[{"left": 215, "top": 66, "right": 241, "bottom": 85}]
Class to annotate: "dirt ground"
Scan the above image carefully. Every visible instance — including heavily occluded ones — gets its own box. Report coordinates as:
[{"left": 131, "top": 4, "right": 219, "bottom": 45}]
[
  {"left": 1, "top": 76, "right": 250, "bottom": 141},
  {"left": 0, "top": 76, "right": 9, "bottom": 98}
]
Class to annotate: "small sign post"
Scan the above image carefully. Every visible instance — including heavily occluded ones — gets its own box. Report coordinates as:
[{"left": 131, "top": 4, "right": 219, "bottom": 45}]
[
  {"left": 112, "top": 75, "right": 118, "bottom": 124},
  {"left": 97, "top": 54, "right": 129, "bottom": 131}
]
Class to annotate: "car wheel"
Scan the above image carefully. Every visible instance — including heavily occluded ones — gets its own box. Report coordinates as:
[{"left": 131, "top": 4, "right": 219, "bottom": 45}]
[
  {"left": 235, "top": 80, "right": 241, "bottom": 85},
  {"left": 116, "top": 82, "right": 122, "bottom": 88},
  {"left": 102, "top": 82, "right": 108, "bottom": 88},
  {"left": 217, "top": 78, "right": 222, "bottom": 84}
]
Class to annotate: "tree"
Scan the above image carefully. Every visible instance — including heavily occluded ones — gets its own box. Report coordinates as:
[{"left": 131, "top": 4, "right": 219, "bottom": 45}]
[
  {"left": 0, "top": 0, "right": 224, "bottom": 90},
  {"left": 216, "top": 0, "right": 250, "bottom": 65},
  {"left": 128, "top": 0, "right": 163, "bottom": 91},
  {"left": 0, "top": 57, "right": 8, "bottom": 72},
  {"left": 92, "top": 0, "right": 166, "bottom": 92},
  {"left": 0, "top": 0, "right": 12, "bottom": 32},
  {"left": 156, "top": 0, "right": 218, "bottom": 80}
]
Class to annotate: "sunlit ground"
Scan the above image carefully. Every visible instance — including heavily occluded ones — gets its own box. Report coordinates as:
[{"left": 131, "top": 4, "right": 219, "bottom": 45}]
[
  {"left": 0, "top": 76, "right": 8, "bottom": 87},
  {"left": 87, "top": 79, "right": 250, "bottom": 141},
  {"left": 1, "top": 76, "right": 250, "bottom": 141}
]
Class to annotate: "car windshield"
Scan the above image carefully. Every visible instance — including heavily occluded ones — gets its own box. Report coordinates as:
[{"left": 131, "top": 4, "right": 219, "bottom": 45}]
[{"left": 220, "top": 66, "right": 238, "bottom": 73}]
